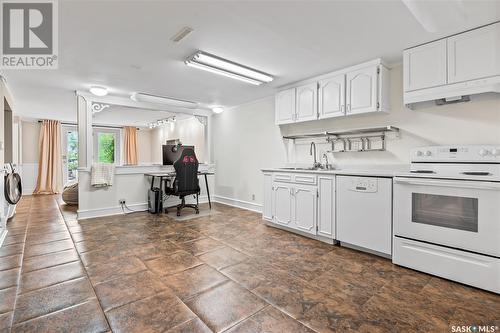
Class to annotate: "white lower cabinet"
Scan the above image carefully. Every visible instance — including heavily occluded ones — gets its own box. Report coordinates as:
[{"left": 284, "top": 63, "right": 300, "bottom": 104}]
[
  {"left": 262, "top": 173, "right": 273, "bottom": 221},
  {"left": 293, "top": 184, "right": 317, "bottom": 235},
  {"left": 273, "top": 183, "right": 294, "bottom": 227},
  {"left": 262, "top": 172, "right": 335, "bottom": 242},
  {"left": 317, "top": 175, "right": 336, "bottom": 239}
]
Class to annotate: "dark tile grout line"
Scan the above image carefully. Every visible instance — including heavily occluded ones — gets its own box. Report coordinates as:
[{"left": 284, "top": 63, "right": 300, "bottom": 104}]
[
  {"left": 56, "top": 199, "right": 113, "bottom": 333},
  {"left": 15, "top": 275, "right": 86, "bottom": 297},
  {"left": 11, "top": 299, "right": 97, "bottom": 328},
  {"left": 7, "top": 197, "right": 32, "bottom": 331}
]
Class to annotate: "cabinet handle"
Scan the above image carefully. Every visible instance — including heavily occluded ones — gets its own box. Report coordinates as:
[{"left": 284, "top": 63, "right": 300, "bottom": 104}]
[
  {"left": 347, "top": 104, "right": 351, "bottom": 112},
  {"left": 341, "top": 105, "right": 345, "bottom": 114}
]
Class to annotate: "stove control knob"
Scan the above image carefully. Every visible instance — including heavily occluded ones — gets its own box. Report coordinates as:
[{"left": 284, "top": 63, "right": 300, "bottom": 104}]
[
  {"left": 479, "top": 148, "right": 489, "bottom": 157},
  {"left": 424, "top": 150, "right": 432, "bottom": 157},
  {"left": 415, "top": 150, "right": 423, "bottom": 157},
  {"left": 491, "top": 148, "right": 500, "bottom": 156}
]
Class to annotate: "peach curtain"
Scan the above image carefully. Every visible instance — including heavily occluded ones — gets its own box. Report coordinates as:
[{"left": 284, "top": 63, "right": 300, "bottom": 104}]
[
  {"left": 34, "top": 120, "right": 63, "bottom": 194},
  {"left": 123, "top": 126, "right": 138, "bottom": 165}
]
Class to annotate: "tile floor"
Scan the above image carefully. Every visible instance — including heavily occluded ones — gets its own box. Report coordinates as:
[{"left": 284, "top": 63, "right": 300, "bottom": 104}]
[{"left": 0, "top": 195, "right": 498, "bottom": 333}]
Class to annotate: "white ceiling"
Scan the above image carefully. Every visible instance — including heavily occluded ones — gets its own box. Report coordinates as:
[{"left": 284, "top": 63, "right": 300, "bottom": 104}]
[
  {"left": 92, "top": 104, "right": 188, "bottom": 128},
  {"left": 3, "top": 0, "right": 500, "bottom": 122}
]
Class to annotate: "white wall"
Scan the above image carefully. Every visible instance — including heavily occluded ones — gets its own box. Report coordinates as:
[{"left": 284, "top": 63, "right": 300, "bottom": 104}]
[
  {"left": 211, "top": 97, "right": 287, "bottom": 207},
  {"left": 137, "top": 129, "right": 152, "bottom": 164},
  {"left": 20, "top": 121, "right": 40, "bottom": 194},
  {"left": 211, "top": 65, "right": 500, "bottom": 207},
  {"left": 150, "top": 117, "right": 207, "bottom": 163}
]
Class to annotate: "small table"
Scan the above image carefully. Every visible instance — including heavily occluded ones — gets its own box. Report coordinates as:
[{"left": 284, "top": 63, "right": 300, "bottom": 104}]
[{"left": 145, "top": 171, "right": 214, "bottom": 209}]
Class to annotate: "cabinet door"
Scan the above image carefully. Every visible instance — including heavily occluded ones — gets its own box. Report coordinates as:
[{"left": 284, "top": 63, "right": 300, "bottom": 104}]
[
  {"left": 273, "top": 183, "right": 293, "bottom": 226},
  {"left": 403, "top": 40, "right": 447, "bottom": 91},
  {"left": 293, "top": 184, "right": 317, "bottom": 235},
  {"left": 295, "top": 83, "right": 318, "bottom": 122},
  {"left": 275, "top": 88, "right": 295, "bottom": 125},
  {"left": 318, "top": 74, "right": 345, "bottom": 119},
  {"left": 447, "top": 23, "right": 500, "bottom": 84},
  {"left": 318, "top": 176, "right": 335, "bottom": 239},
  {"left": 262, "top": 173, "right": 273, "bottom": 221},
  {"left": 346, "top": 66, "right": 378, "bottom": 115}
]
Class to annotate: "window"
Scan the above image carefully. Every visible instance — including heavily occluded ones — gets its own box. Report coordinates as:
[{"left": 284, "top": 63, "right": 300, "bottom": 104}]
[
  {"left": 62, "top": 125, "right": 78, "bottom": 183},
  {"left": 93, "top": 128, "right": 121, "bottom": 164},
  {"left": 412, "top": 193, "right": 478, "bottom": 232},
  {"left": 98, "top": 132, "right": 115, "bottom": 163}
]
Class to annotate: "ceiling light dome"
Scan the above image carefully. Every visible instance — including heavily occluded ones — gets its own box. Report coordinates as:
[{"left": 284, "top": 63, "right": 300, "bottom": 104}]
[
  {"left": 212, "top": 107, "right": 224, "bottom": 114},
  {"left": 89, "top": 86, "right": 108, "bottom": 97}
]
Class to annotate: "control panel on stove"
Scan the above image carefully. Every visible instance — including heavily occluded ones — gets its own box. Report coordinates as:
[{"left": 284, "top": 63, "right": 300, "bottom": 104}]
[{"left": 411, "top": 145, "right": 500, "bottom": 163}]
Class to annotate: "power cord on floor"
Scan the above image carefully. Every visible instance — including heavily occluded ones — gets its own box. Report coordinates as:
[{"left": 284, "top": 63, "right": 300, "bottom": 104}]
[{"left": 120, "top": 202, "right": 142, "bottom": 214}]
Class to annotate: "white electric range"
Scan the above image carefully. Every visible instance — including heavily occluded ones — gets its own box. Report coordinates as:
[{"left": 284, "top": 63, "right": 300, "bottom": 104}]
[{"left": 393, "top": 145, "right": 500, "bottom": 294}]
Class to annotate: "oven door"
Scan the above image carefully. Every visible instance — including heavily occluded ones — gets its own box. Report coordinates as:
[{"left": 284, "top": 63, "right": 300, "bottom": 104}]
[{"left": 393, "top": 177, "right": 500, "bottom": 257}]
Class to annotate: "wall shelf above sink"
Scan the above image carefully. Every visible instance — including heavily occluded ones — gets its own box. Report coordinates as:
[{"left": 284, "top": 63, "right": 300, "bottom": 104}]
[{"left": 282, "top": 126, "right": 400, "bottom": 152}]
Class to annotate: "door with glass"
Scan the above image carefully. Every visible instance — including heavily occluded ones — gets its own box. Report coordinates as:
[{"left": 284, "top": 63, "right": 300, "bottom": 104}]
[
  {"left": 393, "top": 177, "right": 500, "bottom": 257},
  {"left": 62, "top": 126, "right": 78, "bottom": 184},
  {"left": 93, "top": 128, "right": 121, "bottom": 164}
]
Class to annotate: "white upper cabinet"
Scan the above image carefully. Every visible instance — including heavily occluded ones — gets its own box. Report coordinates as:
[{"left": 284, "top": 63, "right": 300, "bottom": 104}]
[
  {"left": 293, "top": 184, "right": 317, "bottom": 235},
  {"left": 275, "top": 59, "right": 390, "bottom": 124},
  {"left": 346, "top": 65, "right": 379, "bottom": 115},
  {"left": 275, "top": 88, "right": 296, "bottom": 125},
  {"left": 447, "top": 23, "right": 500, "bottom": 84},
  {"left": 404, "top": 22, "right": 500, "bottom": 106},
  {"left": 403, "top": 40, "right": 447, "bottom": 92},
  {"left": 318, "top": 74, "right": 345, "bottom": 119},
  {"left": 295, "top": 83, "right": 318, "bottom": 122}
]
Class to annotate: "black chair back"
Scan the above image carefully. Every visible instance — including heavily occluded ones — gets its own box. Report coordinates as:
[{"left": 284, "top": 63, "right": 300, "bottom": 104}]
[{"left": 173, "top": 147, "right": 200, "bottom": 195}]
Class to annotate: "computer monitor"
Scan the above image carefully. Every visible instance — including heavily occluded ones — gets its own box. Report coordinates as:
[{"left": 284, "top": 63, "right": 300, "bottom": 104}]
[{"left": 162, "top": 144, "right": 195, "bottom": 165}]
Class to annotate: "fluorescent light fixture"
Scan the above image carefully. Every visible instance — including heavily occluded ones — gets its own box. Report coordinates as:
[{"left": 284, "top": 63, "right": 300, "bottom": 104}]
[
  {"left": 212, "top": 107, "right": 224, "bottom": 114},
  {"left": 185, "top": 51, "right": 274, "bottom": 85},
  {"left": 89, "top": 86, "right": 108, "bottom": 97},
  {"left": 131, "top": 92, "right": 198, "bottom": 109}
]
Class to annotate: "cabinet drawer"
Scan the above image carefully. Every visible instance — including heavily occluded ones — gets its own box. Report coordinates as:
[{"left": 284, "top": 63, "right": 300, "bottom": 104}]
[
  {"left": 273, "top": 173, "right": 293, "bottom": 182},
  {"left": 293, "top": 174, "right": 317, "bottom": 185}
]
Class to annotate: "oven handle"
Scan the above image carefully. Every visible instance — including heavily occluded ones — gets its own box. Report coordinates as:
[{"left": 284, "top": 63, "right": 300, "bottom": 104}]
[{"left": 393, "top": 177, "right": 500, "bottom": 190}]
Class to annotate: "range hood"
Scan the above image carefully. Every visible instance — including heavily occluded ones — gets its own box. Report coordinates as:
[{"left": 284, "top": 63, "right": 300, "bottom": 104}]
[{"left": 404, "top": 75, "right": 500, "bottom": 109}]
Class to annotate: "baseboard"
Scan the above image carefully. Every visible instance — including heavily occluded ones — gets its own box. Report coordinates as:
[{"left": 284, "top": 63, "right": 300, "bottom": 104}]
[
  {"left": 22, "top": 187, "right": 35, "bottom": 196},
  {"left": 77, "top": 195, "right": 209, "bottom": 220},
  {"left": 264, "top": 221, "right": 336, "bottom": 245},
  {"left": 77, "top": 202, "right": 149, "bottom": 220},
  {"left": 0, "top": 229, "right": 8, "bottom": 248},
  {"left": 213, "top": 195, "right": 262, "bottom": 213}
]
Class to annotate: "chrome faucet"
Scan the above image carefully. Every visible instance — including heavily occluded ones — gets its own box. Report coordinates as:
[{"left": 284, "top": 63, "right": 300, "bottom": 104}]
[
  {"left": 310, "top": 142, "right": 321, "bottom": 169},
  {"left": 323, "top": 153, "right": 334, "bottom": 170}
]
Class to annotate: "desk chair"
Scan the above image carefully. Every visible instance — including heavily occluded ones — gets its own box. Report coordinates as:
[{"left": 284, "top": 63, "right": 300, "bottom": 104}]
[{"left": 165, "top": 148, "right": 200, "bottom": 216}]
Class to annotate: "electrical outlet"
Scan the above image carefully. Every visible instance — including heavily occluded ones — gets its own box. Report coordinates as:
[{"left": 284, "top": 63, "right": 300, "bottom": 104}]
[
  {"left": 252, "top": 194, "right": 255, "bottom": 201},
  {"left": 119, "top": 199, "right": 126, "bottom": 205}
]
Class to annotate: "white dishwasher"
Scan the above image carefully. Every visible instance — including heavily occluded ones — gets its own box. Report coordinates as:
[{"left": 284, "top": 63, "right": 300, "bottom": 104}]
[{"left": 336, "top": 175, "right": 392, "bottom": 256}]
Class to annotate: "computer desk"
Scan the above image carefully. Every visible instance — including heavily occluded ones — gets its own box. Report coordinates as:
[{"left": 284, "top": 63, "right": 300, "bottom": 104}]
[{"left": 145, "top": 171, "right": 214, "bottom": 209}]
